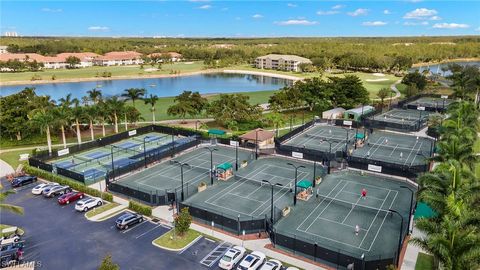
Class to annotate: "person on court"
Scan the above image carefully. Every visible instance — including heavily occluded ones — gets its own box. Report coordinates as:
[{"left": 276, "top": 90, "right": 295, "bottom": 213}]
[
  {"left": 361, "top": 188, "right": 367, "bottom": 199},
  {"left": 355, "top": 224, "right": 360, "bottom": 236}
]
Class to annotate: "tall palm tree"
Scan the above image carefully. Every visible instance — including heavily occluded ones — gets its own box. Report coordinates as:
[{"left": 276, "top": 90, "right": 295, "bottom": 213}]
[
  {"left": 29, "top": 106, "right": 55, "bottom": 153},
  {"left": 84, "top": 105, "right": 98, "bottom": 141},
  {"left": 432, "top": 130, "right": 479, "bottom": 170},
  {"left": 143, "top": 94, "right": 159, "bottom": 124},
  {"left": 0, "top": 183, "right": 23, "bottom": 215},
  {"left": 53, "top": 105, "right": 71, "bottom": 149},
  {"left": 121, "top": 88, "right": 145, "bottom": 108},
  {"left": 71, "top": 98, "right": 84, "bottom": 144},
  {"left": 96, "top": 100, "right": 108, "bottom": 137},
  {"left": 87, "top": 88, "right": 102, "bottom": 104},
  {"left": 105, "top": 96, "right": 125, "bottom": 133},
  {"left": 58, "top": 93, "right": 74, "bottom": 107}
]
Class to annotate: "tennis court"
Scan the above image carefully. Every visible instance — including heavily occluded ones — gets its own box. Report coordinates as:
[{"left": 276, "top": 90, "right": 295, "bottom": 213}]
[
  {"left": 50, "top": 132, "right": 176, "bottom": 183},
  {"left": 283, "top": 124, "right": 355, "bottom": 154},
  {"left": 274, "top": 170, "right": 412, "bottom": 264},
  {"left": 351, "top": 131, "right": 433, "bottom": 167},
  {"left": 183, "top": 157, "right": 319, "bottom": 222},
  {"left": 112, "top": 145, "right": 255, "bottom": 198},
  {"left": 367, "top": 109, "right": 433, "bottom": 132},
  {"left": 407, "top": 97, "right": 453, "bottom": 111}
]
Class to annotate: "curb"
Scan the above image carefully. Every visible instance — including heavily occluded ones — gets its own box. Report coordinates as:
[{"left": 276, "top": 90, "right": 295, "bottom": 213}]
[
  {"left": 151, "top": 234, "right": 202, "bottom": 252},
  {"left": 84, "top": 204, "right": 128, "bottom": 222}
]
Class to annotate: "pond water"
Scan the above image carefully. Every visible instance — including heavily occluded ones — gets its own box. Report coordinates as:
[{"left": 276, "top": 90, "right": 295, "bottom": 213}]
[
  {"left": 0, "top": 72, "right": 292, "bottom": 100},
  {"left": 410, "top": 61, "right": 480, "bottom": 76}
]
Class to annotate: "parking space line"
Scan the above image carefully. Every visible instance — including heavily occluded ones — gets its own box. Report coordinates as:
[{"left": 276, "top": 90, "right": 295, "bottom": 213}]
[
  {"left": 199, "top": 241, "right": 232, "bottom": 267},
  {"left": 121, "top": 221, "right": 152, "bottom": 234},
  {"left": 134, "top": 224, "right": 162, "bottom": 239}
]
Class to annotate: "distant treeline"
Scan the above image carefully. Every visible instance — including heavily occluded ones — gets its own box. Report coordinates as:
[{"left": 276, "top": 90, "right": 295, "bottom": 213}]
[{"left": 1, "top": 36, "right": 479, "bottom": 72}]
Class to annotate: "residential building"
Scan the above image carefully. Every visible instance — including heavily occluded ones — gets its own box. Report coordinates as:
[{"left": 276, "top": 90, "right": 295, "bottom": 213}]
[
  {"left": 93, "top": 51, "right": 143, "bottom": 66},
  {"left": 254, "top": 54, "right": 312, "bottom": 72},
  {"left": 148, "top": 52, "right": 182, "bottom": 62},
  {"left": 56, "top": 52, "right": 100, "bottom": 68},
  {"left": 0, "top": 46, "right": 8, "bottom": 54}
]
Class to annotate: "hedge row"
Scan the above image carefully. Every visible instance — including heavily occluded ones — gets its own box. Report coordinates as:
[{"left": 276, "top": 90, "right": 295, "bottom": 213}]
[
  {"left": 24, "top": 165, "right": 113, "bottom": 202},
  {"left": 128, "top": 200, "right": 152, "bottom": 217}
]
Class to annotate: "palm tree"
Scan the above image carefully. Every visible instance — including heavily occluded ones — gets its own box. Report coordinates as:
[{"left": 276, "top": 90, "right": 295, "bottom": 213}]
[
  {"left": 87, "top": 88, "right": 102, "bottom": 104},
  {"left": 263, "top": 112, "right": 286, "bottom": 137},
  {"left": 105, "top": 96, "right": 125, "bottom": 133},
  {"left": 432, "top": 130, "right": 479, "bottom": 170},
  {"left": 58, "top": 93, "right": 74, "bottom": 107},
  {"left": 121, "top": 88, "right": 145, "bottom": 108},
  {"left": 53, "top": 105, "right": 71, "bottom": 149},
  {"left": 84, "top": 105, "right": 98, "bottom": 141},
  {"left": 71, "top": 98, "right": 84, "bottom": 144},
  {"left": 96, "top": 100, "right": 108, "bottom": 137},
  {"left": 376, "top": 87, "right": 390, "bottom": 110},
  {"left": 143, "top": 94, "right": 159, "bottom": 124},
  {"left": 124, "top": 106, "right": 144, "bottom": 127},
  {"left": 29, "top": 106, "right": 55, "bottom": 153},
  {"left": 0, "top": 183, "right": 23, "bottom": 215}
]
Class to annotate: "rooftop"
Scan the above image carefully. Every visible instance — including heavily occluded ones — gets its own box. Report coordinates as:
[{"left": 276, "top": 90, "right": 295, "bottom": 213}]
[{"left": 256, "top": 54, "right": 311, "bottom": 63}]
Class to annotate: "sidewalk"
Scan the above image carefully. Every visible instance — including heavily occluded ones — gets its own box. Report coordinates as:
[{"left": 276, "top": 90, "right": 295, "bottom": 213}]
[
  {"left": 0, "top": 159, "right": 14, "bottom": 178},
  {"left": 401, "top": 227, "right": 425, "bottom": 270},
  {"left": 88, "top": 204, "right": 128, "bottom": 221}
]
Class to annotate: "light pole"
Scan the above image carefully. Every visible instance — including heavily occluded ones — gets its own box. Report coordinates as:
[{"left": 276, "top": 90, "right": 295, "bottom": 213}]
[
  {"left": 389, "top": 209, "right": 404, "bottom": 267},
  {"left": 171, "top": 132, "right": 175, "bottom": 157},
  {"left": 287, "top": 163, "right": 305, "bottom": 206},
  {"left": 110, "top": 146, "right": 115, "bottom": 181},
  {"left": 204, "top": 148, "right": 218, "bottom": 185},
  {"left": 321, "top": 140, "right": 333, "bottom": 174},
  {"left": 312, "top": 159, "right": 317, "bottom": 188},
  {"left": 195, "top": 120, "right": 200, "bottom": 132},
  {"left": 400, "top": 186, "right": 415, "bottom": 234},
  {"left": 235, "top": 141, "right": 239, "bottom": 171},
  {"left": 344, "top": 128, "right": 350, "bottom": 153},
  {"left": 173, "top": 161, "right": 190, "bottom": 201},
  {"left": 262, "top": 180, "right": 283, "bottom": 223},
  {"left": 255, "top": 129, "right": 259, "bottom": 160},
  {"left": 143, "top": 135, "right": 150, "bottom": 168}
]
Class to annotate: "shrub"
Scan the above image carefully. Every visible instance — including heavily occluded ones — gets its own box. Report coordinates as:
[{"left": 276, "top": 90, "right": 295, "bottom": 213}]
[
  {"left": 24, "top": 165, "right": 113, "bottom": 202},
  {"left": 128, "top": 200, "right": 152, "bottom": 216},
  {"left": 175, "top": 207, "right": 192, "bottom": 236}
]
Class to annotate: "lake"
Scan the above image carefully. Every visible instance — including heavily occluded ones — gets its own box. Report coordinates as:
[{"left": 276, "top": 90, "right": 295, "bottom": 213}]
[
  {"left": 410, "top": 61, "right": 480, "bottom": 76},
  {"left": 0, "top": 72, "right": 292, "bottom": 100}
]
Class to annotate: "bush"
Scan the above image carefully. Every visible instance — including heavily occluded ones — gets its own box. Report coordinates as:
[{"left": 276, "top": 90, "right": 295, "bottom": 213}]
[
  {"left": 128, "top": 200, "right": 152, "bottom": 216},
  {"left": 24, "top": 165, "right": 113, "bottom": 202},
  {"left": 175, "top": 207, "right": 192, "bottom": 236}
]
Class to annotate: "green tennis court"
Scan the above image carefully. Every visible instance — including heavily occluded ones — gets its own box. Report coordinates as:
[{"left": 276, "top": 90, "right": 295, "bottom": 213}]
[
  {"left": 407, "top": 97, "right": 453, "bottom": 110},
  {"left": 183, "top": 157, "right": 321, "bottom": 221},
  {"left": 370, "top": 109, "right": 432, "bottom": 126},
  {"left": 274, "top": 169, "right": 413, "bottom": 261},
  {"left": 284, "top": 124, "right": 354, "bottom": 153}
]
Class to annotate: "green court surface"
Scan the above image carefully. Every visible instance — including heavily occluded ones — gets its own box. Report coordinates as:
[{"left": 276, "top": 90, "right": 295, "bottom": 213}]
[
  {"left": 274, "top": 169, "right": 413, "bottom": 259},
  {"left": 113, "top": 145, "right": 255, "bottom": 197},
  {"left": 407, "top": 97, "right": 453, "bottom": 110},
  {"left": 369, "top": 109, "right": 433, "bottom": 126},
  {"left": 351, "top": 131, "right": 433, "bottom": 167},
  {"left": 50, "top": 132, "right": 175, "bottom": 183},
  {"left": 284, "top": 124, "right": 355, "bottom": 153},
  {"left": 183, "top": 157, "right": 322, "bottom": 221}
]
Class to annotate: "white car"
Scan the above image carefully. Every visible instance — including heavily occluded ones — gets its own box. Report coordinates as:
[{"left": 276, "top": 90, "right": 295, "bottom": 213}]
[
  {"left": 75, "top": 197, "right": 103, "bottom": 212},
  {"left": 31, "top": 183, "right": 59, "bottom": 195},
  {"left": 219, "top": 246, "right": 246, "bottom": 269},
  {"left": 259, "top": 259, "right": 282, "bottom": 270},
  {"left": 237, "top": 251, "right": 265, "bottom": 270}
]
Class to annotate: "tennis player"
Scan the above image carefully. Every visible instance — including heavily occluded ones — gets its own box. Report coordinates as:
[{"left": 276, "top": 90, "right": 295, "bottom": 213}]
[
  {"left": 355, "top": 224, "right": 360, "bottom": 236},
  {"left": 361, "top": 188, "right": 367, "bottom": 199}
]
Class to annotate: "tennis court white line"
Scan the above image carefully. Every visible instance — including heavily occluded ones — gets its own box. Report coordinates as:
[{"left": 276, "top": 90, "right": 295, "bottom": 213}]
[
  {"left": 340, "top": 195, "right": 363, "bottom": 224},
  {"left": 364, "top": 191, "right": 398, "bottom": 251},
  {"left": 406, "top": 141, "right": 423, "bottom": 167},
  {"left": 227, "top": 193, "right": 266, "bottom": 203},
  {"left": 314, "top": 215, "right": 368, "bottom": 231},
  {"left": 362, "top": 136, "right": 385, "bottom": 158},
  {"left": 341, "top": 190, "right": 385, "bottom": 201},
  {"left": 357, "top": 190, "right": 389, "bottom": 249},
  {"left": 296, "top": 227, "right": 370, "bottom": 251}
]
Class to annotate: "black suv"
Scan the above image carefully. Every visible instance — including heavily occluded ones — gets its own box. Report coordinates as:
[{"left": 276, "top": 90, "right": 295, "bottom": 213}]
[
  {"left": 10, "top": 176, "right": 37, "bottom": 188},
  {"left": 115, "top": 213, "right": 144, "bottom": 230}
]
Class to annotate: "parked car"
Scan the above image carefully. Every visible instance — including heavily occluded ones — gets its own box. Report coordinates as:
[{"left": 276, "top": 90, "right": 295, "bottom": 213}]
[
  {"left": 58, "top": 191, "right": 84, "bottom": 205},
  {"left": 219, "top": 246, "right": 246, "bottom": 269},
  {"left": 32, "top": 183, "right": 59, "bottom": 195},
  {"left": 75, "top": 197, "right": 103, "bottom": 212},
  {"left": 259, "top": 259, "right": 282, "bottom": 270},
  {"left": 43, "top": 185, "right": 72, "bottom": 198},
  {"left": 115, "top": 213, "right": 144, "bottom": 230},
  {"left": 0, "top": 227, "right": 22, "bottom": 244},
  {"left": 237, "top": 251, "right": 265, "bottom": 270},
  {"left": 0, "top": 240, "right": 24, "bottom": 266},
  {"left": 10, "top": 175, "right": 37, "bottom": 188}
]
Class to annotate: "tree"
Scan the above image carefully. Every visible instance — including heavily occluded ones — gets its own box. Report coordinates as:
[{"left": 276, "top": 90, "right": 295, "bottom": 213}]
[
  {"left": 96, "top": 100, "right": 109, "bottom": 137},
  {"left": 207, "top": 94, "right": 262, "bottom": 126},
  {"left": 263, "top": 112, "right": 286, "bottom": 137},
  {"left": 84, "top": 105, "right": 98, "bottom": 141},
  {"left": 29, "top": 105, "right": 55, "bottom": 153},
  {"left": 268, "top": 86, "right": 304, "bottom": 112},
  {"left": 71, "top": 98, "right": 85, "bottom": 144},
  {"left": 98, "top": 254, "right": 119, "bottom": 270},
  {"left": 175, "top": 207, "right": 192, "bottom": 236},
  {"left": 405, "top": 84, "right": 419, "bottom": 98},
  {"left": 121, "top": 88, "right": 145, "bottom": 108},
  {"left": 294, "top": 77, "right": 331, "bottom": 111},
  {"left": 53, "top": 105, "right": 71, "bottom": 149},
  {"left": 144, "top": 94, "right": 159, "bottom": 124},
  {"left": 328, "top": 75, "right": 370, "bottom": 108},
  {"left": 124, "top": 106, "right": 143, "bottom": 127},
  {"left": 376, "top": 87, "right": 390, "bottom": 110},
  {"left": 402, "top": 71, "right": 427, "bottom": 91},
  {"left": 87, "top": 88, "right": 103, "bottom": 104},
  {"left": 0, "top": 183, "right": 23, "bottom": 215},
  {"left": 448, "top": 65, "right": 480, "bottom": 101},
  {"left": 65, "top": 56, "right": 81, "bottom": 69},
  {"left": 105, "top": 96, "right": 125, "bottom": 133},
  {"left": 167, "top": 91, "right": 207, "bottom": 122}
]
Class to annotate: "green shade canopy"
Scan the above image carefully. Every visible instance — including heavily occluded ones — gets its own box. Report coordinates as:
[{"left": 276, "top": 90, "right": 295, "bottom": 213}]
[
  {"left": 355, "top": 133, "right": 365, "bottom": 139},
  {"left": 217, "top": 162, "right": 232, "bottom": 171},
  {"left": 208, "top": 129, "right": 226, "bottom": 135},
  {"left": 296, "top": 180, "right": 312, "bottom": 189},
  {"left": 414, "top": 202, "right": 438, "bottom": 220}
]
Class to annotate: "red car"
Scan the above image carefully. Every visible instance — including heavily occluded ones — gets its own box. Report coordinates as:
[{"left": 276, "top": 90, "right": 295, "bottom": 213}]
[{"left": 58, "top": 191, "right": 84, "bottom": 205}]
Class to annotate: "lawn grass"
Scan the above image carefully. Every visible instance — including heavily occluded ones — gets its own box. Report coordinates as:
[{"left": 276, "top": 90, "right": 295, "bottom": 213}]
[
  {"left": 85, "top": 202, "right": 120, "bottom": 219},
  {"left": 0, "top": 224, "right": 25, "bottom": 237},
  {"left": 0, "top": 62, "right": 207, "bottom": 82},
  {"left": 153, "top": 229, "right": 201, "bottom": 250},
  {"left": 474, "top": 139, "right": 480, "bottom": 153},
  {"left": 415, "top": 252, "right": 434, "bottom": 270},
  {"left": 0, "top": 149, "right": 29, "bottom": 170}
]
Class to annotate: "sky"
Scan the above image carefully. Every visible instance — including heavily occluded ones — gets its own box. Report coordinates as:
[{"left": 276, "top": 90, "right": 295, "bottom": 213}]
[{"left": 1, "top": 1, "right": 479, "bottom": 37}]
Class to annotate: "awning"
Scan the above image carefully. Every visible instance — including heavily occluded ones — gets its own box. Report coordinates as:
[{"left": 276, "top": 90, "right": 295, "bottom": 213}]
[
  {"left": 414, "top": 202, "right": 438, "bottom": 220},
  {"left": 296, "top": 180, "right": 312, "bottom": 189},
  {"left": 217, "top": 162, "right": 232, "bottom": 171},
  {"left": 208, "top": 129, "right": 226, "bottom": 135}
]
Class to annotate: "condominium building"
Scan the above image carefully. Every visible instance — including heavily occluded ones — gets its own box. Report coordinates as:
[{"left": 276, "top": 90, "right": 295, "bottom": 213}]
[{"left": 254, "top": 54, "right": 312, "bottom": 72}]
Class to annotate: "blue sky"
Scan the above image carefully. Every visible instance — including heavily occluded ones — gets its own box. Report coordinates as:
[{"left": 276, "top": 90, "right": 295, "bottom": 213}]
[{"left": 1, "top": 1, "right": 479, "bottom": 37}]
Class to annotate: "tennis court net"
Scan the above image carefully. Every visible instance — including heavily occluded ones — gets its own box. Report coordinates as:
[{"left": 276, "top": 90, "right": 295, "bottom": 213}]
[
  {"left": 366, "top": 142, "right": 428, "bottom": 153},
  {"left": 132, "top": 135, "right": 167, "bottom": 145},
  {"left": 234, "top": 175, "right": 294, "bottom": 193},
  {"left": 305, "top": 133, "right": 349, "bottom": 144},
  {"left": 169, "top": 160, "right": 212, "bottom": 175},
  {"left": 112, "top": 145, "right": 142, "bottom": 155},
  {"left": 381, "top": 113, "right": 419, "bottom": 121},
  {"left": 316, "top": 193, "right": 391, "bottom": 216}
]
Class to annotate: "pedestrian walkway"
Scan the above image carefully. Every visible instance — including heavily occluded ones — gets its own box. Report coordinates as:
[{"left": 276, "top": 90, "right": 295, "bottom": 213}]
[
  {"left": 401, "top": 227, "right": 426, "bottom": 270},
  {"left": 87, "top": 204, "right": 128, "bottom": 221},
  {"left": 0, "top": 159, "right": 14, "bottom": 178}
]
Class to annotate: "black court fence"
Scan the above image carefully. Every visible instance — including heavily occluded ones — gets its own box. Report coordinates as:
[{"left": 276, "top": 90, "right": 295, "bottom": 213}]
[
  {"left": 108, "top": 182, "right": 168, "bottom": 205},
  {"left": 347, "top": 156, "right": 429, "bottom": 179},
  {"left": 363, "top": 117, "right": 424, "bottom": 132},
  {"left": 396, "top": 93, "right": 450, "bottom": 112},
  {"left": 179, "top": 203, "right": 267, "bottom": 235}
]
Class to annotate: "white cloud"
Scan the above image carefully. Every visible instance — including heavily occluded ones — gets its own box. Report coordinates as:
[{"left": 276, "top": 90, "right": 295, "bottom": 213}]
[
  {"left": 332, "top": 4, "right": 345, "bottom": 10},
  {"left": 403, "top": 8, "right": 437, "bottom": 19},
  {"left": 347, "top": 8, "right": 368, "bottom": 16},
  {"left": 252, "top": 14, "right": 263, "bottom": 19},
  {"left": 275, "top": 19, "right": 318, "bottom": 26},
  {"left": 198, "top": 4, "right": 211, "bottom": 9},
  {"left": 189, "top": 0, "right": 210, "bottom": 2},
  {"left": 362, "top": 21, "right": 387, "bottom": 26},
  {"left": 317, "top": 10, "right": 340, "bottom": 15},
  {"left": 383, "top": 9, "right": 391, "bottom": 15},
  {"left": 430, "top": 16, "right": 441, "bottom": 21},
  {"left": 287, "top": 3, "right": 297, "bottom": 8},
  {"left": 41, "top": 8, "right": 62, "bottom": 13},
  {"left": 88, "top": 26, "right": 109, "bottom": 31},
  {"left": 404, "top": 21, "right": 429, "bottom": 26},
  {"left": 406, "top": 0, "right": 423, "bottom": 2},
  {"left": 433, "top": 23, "right": 470, "bottom": 29}
]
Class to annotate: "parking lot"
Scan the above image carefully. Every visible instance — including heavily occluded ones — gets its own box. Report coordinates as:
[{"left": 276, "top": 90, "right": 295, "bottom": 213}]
[{"left": 0, "top": 178, "right": 246, "bottom": 270}]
